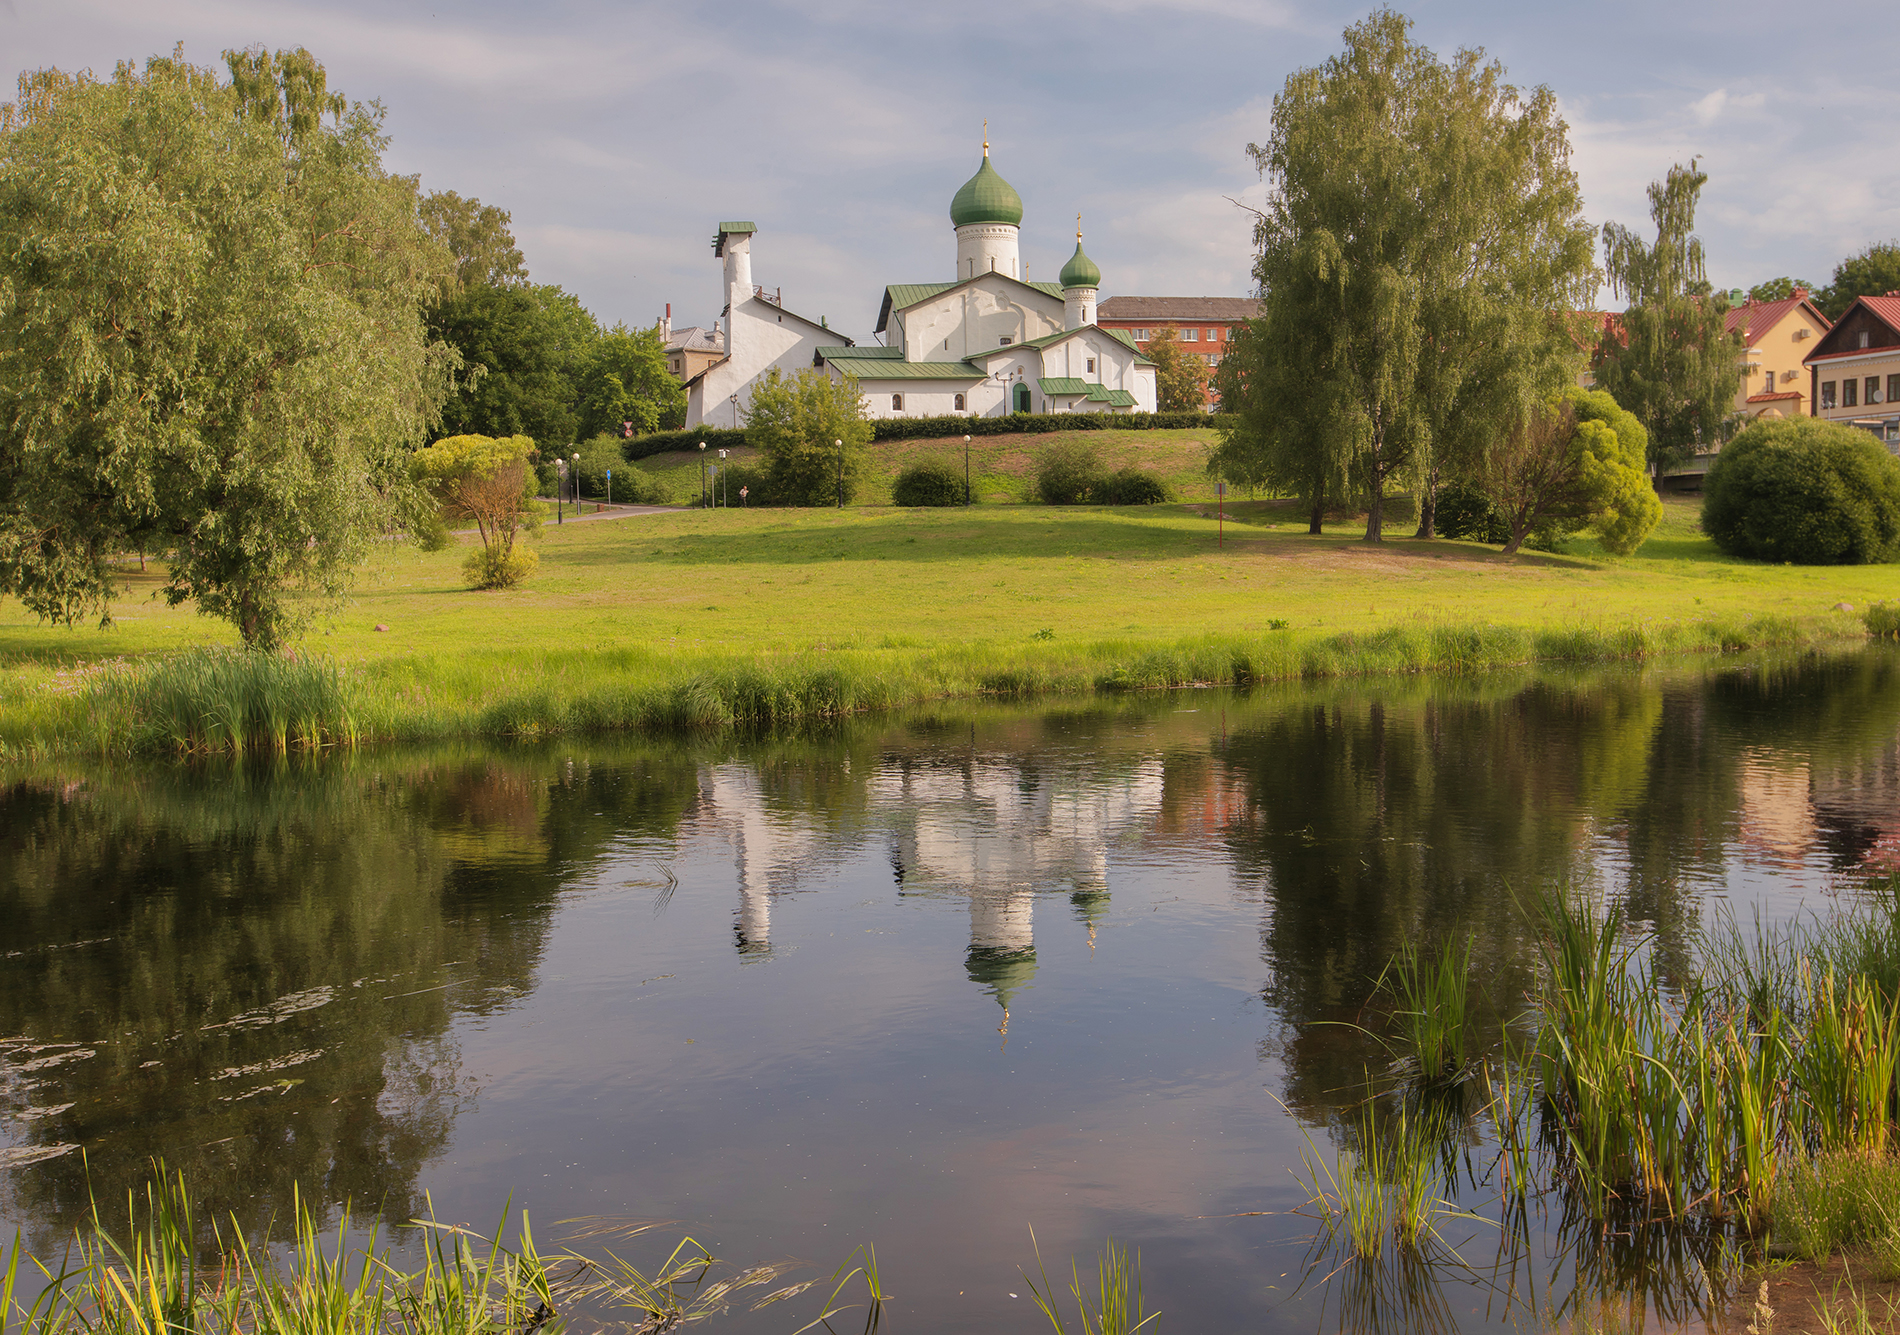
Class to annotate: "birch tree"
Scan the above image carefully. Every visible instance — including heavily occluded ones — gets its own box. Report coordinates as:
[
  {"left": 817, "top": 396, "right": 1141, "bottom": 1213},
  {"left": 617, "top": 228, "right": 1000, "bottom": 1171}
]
[
  {"left": 1244, "top": 9, "right": 1595, "bottom": 541},
  {"left": 1592, "top": 161, "right": 1742, "bottom": 471}
]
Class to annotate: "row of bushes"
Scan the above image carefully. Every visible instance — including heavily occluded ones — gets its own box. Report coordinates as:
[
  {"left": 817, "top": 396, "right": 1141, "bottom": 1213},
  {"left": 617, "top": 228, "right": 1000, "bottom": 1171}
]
[
  {"left": 890, "top": 440, "right": 1171, "bottom": 508},
  {"left": 621, "top": 410, "right": 1225, "bottom": 462}
]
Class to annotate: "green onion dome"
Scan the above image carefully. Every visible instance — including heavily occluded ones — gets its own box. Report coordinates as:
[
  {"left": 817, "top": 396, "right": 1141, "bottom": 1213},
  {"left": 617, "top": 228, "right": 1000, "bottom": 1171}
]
[
  {"left": 1059, "top": 238, "right": 1100, "bottom": 290},
  {"left": 950, "top": 154, "right": 1024, "bottom": 228}
]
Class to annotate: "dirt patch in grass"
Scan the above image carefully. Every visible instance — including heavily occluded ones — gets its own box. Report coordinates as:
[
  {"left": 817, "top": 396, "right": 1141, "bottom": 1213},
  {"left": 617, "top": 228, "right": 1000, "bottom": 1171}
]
[{"left": 1714, "top": 1255, "right": 1900, "bottom": 1333}]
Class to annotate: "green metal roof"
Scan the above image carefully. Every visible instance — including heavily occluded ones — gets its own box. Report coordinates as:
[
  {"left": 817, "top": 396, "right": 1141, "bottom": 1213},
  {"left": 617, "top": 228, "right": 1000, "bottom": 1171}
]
[
  {"left": 1039, "top": 377, "right": 1090, "bottom": 395},
  {"left": 885, "top": 283, "right": 958, "bottom": 310},
  {"left": 717, "top": 221, "right": 757, "bottom": 234},
  {"left": 1084, "top": 384, "right": 1112, "bottom": 401},
  {"left": 1059, "top": 240, "right": 1100, "bottom": 290},
  {"left": 949, "top": 155, "right": 1023, "bottom": 227},
  {"left": 1104, "top": 388, "right": 1137, "bottom": 407},
  {"left": 822, "top": 356, "right": 985, "bottom": 380}
]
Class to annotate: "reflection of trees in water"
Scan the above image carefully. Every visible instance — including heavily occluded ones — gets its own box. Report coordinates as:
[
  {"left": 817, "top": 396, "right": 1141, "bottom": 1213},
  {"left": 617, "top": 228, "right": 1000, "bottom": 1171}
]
[
  {"left": 0, "top": 756, "right": 590, "bottom": 1251},
  {"left": 1217, "top": 653, "right": 1900, "bottom": 1124}
]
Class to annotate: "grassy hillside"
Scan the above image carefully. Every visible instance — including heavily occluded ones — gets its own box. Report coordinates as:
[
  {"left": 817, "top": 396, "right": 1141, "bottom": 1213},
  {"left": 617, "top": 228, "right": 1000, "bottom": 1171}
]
[{"left": 629, "top": 426, "right": 1226, "bottom": 505}]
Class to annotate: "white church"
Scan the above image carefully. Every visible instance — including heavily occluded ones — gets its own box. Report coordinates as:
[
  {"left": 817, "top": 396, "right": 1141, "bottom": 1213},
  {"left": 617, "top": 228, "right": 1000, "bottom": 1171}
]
[{"left": 683, "top": 141, "right": 1158, "bottom": 427}]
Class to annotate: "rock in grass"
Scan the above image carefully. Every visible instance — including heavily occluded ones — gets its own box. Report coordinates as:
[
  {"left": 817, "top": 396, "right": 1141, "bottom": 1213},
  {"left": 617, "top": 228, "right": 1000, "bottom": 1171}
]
[
  {"left": 1835, "top": 602, "right": 1854, "bottom": 612},
  {"left": 374, "top": 623, "right": 389, "bottom": 632}
]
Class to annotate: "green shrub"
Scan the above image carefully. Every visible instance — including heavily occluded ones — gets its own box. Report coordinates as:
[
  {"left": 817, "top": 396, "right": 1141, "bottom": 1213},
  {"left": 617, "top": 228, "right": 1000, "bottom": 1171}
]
[
  {"left": 574, "top": 433, "right": 676, "bottom": 502},
  {"left": 623, "top": 425, "right": 747, "bottom": 461},
  {"left": 1036, "top": 439, "right": 1105, "bottom": 504},
  {"left": 1867, "top": 601, "right": 1900, "bottom": 639},
  {"left": 1096, "top": 466, "right": 1169, "bottom": 505},
  {"left": 1701, "top": 417, "right": 1900, "bottom": 564},
  {"left": 463, "top": 545, "right": 538, "bottom": 589},
  {"left": 622, "top": 412, "right": 1224, "bottom": 460},
  {"left": 1435, "top": 483, "right": 1509, "bottom": 543},
  {"left": 892, "top": 458, "right": 967, "bottom": 507},
  {"left": 715, "top": 462, "right": 775, "bottom": 507}
]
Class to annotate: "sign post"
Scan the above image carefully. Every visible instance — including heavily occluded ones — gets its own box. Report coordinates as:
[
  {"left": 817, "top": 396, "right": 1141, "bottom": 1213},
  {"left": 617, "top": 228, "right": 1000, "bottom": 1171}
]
[{"left": 606, "top": 469, "right": 612, "bottom": 509}]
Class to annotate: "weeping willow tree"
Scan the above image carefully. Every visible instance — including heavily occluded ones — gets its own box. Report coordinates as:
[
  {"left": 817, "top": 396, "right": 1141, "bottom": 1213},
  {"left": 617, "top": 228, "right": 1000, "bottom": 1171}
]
[
  {"left": 1592, "top": 161, "right": 1743, "bottom": 472},
  {"left": 1234, "top": 9, "right": 1596, "bottom": 542},
  {"left": 0, "top": 48, "right": 455, "bottom": 647}
]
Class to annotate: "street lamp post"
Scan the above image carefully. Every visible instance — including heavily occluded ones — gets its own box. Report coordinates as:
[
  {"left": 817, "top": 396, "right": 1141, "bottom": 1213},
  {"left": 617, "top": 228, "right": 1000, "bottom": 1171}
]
[
  {"left": 730, "top": 394, "right": 739, "bottom": 430},
  {"left": 555, "top": 459, "right": 566, "bottom": 524},
  {"left": 718, "top": 449, "right": 729, "bottom": 508},
  {"left": 698, "top": 441, "right": 707, "bottom": 508},
  {"left": 964, "top": 434, "right": 972, "bottom": 507},
  {"left": 835, "top": 438, "right": 844, "bottom": 510},
  {"left": 571, "top": 452, "right": 581, "bottom": 513}
]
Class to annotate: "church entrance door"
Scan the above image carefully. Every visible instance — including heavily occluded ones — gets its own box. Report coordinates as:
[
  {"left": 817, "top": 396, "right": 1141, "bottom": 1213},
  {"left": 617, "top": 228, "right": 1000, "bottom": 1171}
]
[{"left": 1013, "top": 382, "right": 1031, "bottom": 414}]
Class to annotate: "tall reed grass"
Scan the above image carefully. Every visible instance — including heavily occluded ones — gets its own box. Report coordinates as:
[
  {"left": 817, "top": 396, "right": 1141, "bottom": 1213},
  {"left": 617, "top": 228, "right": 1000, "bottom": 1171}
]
[
  {"left": 19, "top": 611, "right": 1855, "bottom": 761},
  {"left": 0, "top": 1167, "right": 880, "bottom": 1335}
]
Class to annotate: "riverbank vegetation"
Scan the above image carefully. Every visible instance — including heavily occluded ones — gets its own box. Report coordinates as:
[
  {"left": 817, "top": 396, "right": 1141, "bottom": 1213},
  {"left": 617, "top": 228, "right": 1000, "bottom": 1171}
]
[
  {"left": 1296, "top": 871, "right": 1900, "bottom": 1329},
  {"left": 0, "top": 1170, "right": 892, "bottom": 1335},
  {"left": 2, "top": 497, "right": 1893, "bottom": 757}
]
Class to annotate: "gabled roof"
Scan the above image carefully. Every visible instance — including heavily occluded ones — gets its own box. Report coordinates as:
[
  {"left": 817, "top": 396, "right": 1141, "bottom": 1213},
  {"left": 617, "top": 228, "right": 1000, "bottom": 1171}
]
[
  {"left": 1725, "top": 293, "right": 1830, "bottom": 344},
  {"left": 744, "top": 294, "right": 850, "bottom": 342},
  {"left": 819, "top": 353, "right": 985, "bottom": 381},
  {"left": 1097, "top": 296, "right": 1260, "bottom": 322},
  {"left": 1039, "top": 377, "right": 1090, "bottom": 395},
  {"left": 1806, "top": 294, "right": 1900, "bottom": 363},
  {"left": 1746, "top": 390, "right": 1804, "bottom": 404},
  {"left": 1013, "top": 324, "right": 1155, "bottom": 364},
  {"left": 876, "top": 276, "right": 1066, "bottom": 332}
]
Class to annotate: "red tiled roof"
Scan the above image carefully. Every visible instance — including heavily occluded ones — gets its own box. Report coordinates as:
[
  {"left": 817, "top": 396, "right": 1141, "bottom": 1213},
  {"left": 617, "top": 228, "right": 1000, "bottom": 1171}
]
[
  {"left": 1725, "top": 294, "right": 1829, "bottom": 342},
  {"left": 1746, "top": 390, "right": 1804, "bottom": 403},
  {"left": 1860, "top": 294, "right": 1900, "bottom": 330}
]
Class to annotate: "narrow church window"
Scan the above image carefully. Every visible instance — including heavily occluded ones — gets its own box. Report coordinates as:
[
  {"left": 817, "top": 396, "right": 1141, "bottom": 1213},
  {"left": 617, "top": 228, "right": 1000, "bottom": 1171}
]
[
  {"left": 954, "top": 393, "right": 966, "bottom": 411},
  {"left": 892, "top": 394, "right": 905, "bottom": 411},
  {"left": 1086, "top": 359, "right": 1095, "bottom": 373},
  {"left": 999, "top": 337, "right": 1013, "bottom": 346}
]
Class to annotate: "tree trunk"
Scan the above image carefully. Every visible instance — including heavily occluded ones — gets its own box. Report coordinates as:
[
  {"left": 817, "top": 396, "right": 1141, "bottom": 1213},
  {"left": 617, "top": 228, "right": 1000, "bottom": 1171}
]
[
  {"left": 1308, "top": 496, "right": 1323, "bottom": 534},
  {"left": 1364, "top": 471, "right": 1385, "bottom": 543},
  {"left": 1415, "top": 464, "right": 1437, "bottom": 539},
  {"left": 1363, "top": 420, "right": 1385, "bottom": 543}
]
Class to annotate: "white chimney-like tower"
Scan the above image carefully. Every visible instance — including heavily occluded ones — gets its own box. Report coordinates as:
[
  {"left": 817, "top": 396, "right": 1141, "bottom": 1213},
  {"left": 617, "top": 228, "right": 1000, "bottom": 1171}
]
[{"left": 716, "top": 222, "right": 756, "bottom": 363}]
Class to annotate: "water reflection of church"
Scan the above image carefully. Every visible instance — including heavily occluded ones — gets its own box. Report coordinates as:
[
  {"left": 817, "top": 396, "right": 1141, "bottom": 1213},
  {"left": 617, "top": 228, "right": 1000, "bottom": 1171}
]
[{"left": 685, "top": 751, "right": 1164, "bottom": 1028}]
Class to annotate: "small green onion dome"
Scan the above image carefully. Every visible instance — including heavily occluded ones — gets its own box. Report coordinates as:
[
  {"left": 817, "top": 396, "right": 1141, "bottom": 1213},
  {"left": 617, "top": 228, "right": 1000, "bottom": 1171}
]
[
  {"left": 1059, "top": 238, "right": 1100, "bottom": 290},
  {"left": 950, "top": 154, "right": 1024, "bottom": 228}
]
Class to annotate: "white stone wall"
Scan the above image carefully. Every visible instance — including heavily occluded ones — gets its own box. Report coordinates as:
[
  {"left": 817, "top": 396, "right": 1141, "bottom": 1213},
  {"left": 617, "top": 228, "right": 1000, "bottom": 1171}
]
[
  {"left": 1063, "top": 285, "right": 1097, "bottom": 331},
  {"left": 686, "top": 296, "right": 837, "bottom": 427},
  {"left": 954, "top": 222, "right": 1020, "bottom": 282},
  {"left": 848, "top": 378, "right": 1002, "bottom": 419},
  {"left": 899, "top": 275, "right": 1065, "bottom": 361}
]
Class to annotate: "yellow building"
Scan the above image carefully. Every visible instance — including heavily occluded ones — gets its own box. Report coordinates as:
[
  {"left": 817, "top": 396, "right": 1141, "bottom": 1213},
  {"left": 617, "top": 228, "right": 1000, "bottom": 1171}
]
[
  {"left": 1804, "top": 294, "right": 1900, "bottom": 449},
  {"left": 1726, "top": 289, "right": 1831, "bottom": 420}
]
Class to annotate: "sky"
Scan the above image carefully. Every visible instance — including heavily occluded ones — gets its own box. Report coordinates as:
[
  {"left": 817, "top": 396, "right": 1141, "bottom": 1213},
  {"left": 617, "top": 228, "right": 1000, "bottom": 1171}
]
[{"left": 6, "top": 0, "right": 1897, "bottom": 345}]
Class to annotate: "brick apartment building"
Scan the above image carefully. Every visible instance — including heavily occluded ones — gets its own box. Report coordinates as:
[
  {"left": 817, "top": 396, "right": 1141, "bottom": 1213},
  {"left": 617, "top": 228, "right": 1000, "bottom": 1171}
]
[{"left": 1096, "top": 296, "right": 1260, "bottom": 409}]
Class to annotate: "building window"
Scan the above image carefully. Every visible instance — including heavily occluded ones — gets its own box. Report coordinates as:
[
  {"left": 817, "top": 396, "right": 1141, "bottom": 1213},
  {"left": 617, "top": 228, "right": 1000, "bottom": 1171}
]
[
  {"left": 1086, "top": 358, "right": 1095, "bottom": 373},
  {"left": 1208, "top": 356, "right": 1220, "bottom": 367},
  {"left": 1205, "top": 329, "right": 1217, "bottom": 341},
  {"left": 1822, "top": 381, "right": 1837, "bottom": 409},
  {"left": 1888, "top": 374, "right": 1900, "bottom": 403},
  {"left": 954, "top": 393, "right": 966, "bottom": 412},
  {"left": 1844, "top": 378, "right": 1858, "bottom": 407},
  {"left": 1133, "top": 328, "right": 1149, "bottom": 340},
  {"left": 1181, "top": 328, "right": 1198, "bottom": 341},
  {"left": 1869, "top": 376, "right": 1883, "bottom": 405},
  {"left": 1861, "top": 332, "right": 1871, "bottom": 349},
  {"left": 891, "top": 394, "right": 904, "bottom": 410},
  {"left": 998, "top": 336, "right": 1013, "bottom": 346}
]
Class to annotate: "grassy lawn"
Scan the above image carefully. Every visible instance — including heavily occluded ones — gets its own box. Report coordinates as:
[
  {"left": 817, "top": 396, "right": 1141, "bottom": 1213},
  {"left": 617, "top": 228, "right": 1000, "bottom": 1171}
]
[{"left": 0, "top": 486, "right": 1889, "bottom": 751}]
